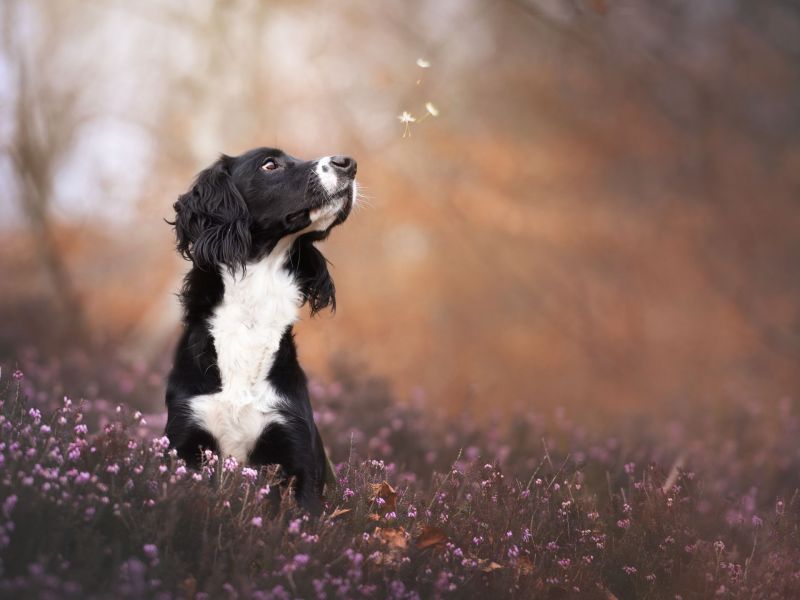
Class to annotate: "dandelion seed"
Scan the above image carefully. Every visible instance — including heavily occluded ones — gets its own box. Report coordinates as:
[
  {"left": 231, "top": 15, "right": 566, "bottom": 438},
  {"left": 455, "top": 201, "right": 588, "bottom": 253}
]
[
  {"left": 425, "top": 102, "right": 439, "bottom": 117},
  {"left": 398, "top": 111, "right": 416, "bottom": 138},
  {"left": 416, "top": 58, "right": 431, "bottom": 68}
]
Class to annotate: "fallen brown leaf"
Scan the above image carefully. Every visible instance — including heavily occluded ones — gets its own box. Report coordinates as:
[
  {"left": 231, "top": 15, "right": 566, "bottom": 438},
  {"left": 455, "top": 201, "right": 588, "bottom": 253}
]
[
  {"left": 516, "top": 556, "right": 534, "bottom": 576},
  {"left": 478, "top": 559, "right": 503, "bottom": 573},
  {"left": 183, "top": 577, "right": 197, "bottom": 598},
  {"left": 415, "top": 525, "right": 448, "bottom": 550},
  {"left": 370, "top": 481, "right": 397, "bottom": 512},
  {"left": 326, "top": 508, "right": 352, "bottom": 521},
  {"left": 375, "top": 526, "right": 408, "bottom": 550}
]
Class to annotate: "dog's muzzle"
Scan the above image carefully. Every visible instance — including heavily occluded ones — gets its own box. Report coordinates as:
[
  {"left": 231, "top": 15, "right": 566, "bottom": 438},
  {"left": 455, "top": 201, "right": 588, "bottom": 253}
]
[{"left": 315, "top": 155, "right": 358, "bottom": 198}]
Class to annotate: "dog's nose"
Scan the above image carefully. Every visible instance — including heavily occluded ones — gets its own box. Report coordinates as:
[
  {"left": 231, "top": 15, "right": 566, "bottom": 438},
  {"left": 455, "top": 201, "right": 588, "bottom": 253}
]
[{"left": 330, "top": 155, "right": 357, "bottom": 177}]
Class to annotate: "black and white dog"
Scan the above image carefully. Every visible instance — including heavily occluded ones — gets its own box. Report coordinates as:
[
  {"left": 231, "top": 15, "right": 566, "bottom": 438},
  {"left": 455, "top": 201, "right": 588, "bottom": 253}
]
[{"left": 165, "top": 147, "right": 357, "bottom": 511}]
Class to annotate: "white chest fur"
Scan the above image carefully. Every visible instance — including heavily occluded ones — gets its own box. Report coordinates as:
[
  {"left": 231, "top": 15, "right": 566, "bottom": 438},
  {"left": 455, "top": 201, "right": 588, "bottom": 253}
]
[{"left": 189, "top": 249, "right": 301, "bottom": 462}]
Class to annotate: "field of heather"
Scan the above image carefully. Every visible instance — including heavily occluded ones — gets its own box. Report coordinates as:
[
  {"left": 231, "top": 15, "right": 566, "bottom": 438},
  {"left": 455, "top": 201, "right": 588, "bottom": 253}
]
[
  {"left": 1, "top": 350, "right": 798, "bottom": 600},
  {"left": 2, "top": 5, "right": 800, "bottom": 599}
]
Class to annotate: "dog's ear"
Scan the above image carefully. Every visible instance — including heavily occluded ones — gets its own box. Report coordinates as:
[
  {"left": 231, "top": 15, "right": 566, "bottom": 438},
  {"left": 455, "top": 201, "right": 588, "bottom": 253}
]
[
  {"left": 289, "top": 235, "right": 336, "bottom": 315},
  {"left": 171, "top": 156, "right": 251, "bottom": 273}
]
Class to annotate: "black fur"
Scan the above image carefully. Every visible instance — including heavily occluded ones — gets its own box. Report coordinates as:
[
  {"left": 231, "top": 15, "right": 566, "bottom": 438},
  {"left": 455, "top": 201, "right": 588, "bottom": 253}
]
[{"left": 165, "top": 147, "right": 356, "bottom": 511}]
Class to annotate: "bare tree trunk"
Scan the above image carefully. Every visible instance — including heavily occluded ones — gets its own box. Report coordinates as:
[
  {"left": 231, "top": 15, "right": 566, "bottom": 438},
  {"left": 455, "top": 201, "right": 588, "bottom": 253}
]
[{"left": 4, "top": 0, "right": 90, "bottom": 343}]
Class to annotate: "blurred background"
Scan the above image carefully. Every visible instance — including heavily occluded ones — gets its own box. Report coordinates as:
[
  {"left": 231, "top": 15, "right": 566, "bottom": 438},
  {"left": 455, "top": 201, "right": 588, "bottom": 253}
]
[{"left": 1, "top": 0, "right": 798, "bottom": 422}]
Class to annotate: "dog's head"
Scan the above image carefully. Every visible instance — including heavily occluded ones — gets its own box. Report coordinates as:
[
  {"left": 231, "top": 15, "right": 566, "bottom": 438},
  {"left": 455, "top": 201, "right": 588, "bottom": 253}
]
[{"left": 172, "top": 147, "right": 357, "bottom": 313}]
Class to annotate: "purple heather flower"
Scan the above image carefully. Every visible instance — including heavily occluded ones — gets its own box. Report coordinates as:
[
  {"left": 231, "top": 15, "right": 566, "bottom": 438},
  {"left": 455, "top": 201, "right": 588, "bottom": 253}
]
[
  {"left": 293, "top": 554, "right": 310, "bottom": 568},
  {"left": 223, "top": 456, "right": 239, "bottom": 472},
  {"left": 522, "top": 528, "right": 532, "bottom": 542},
  {"left": 241, "top": 467, "right": 258, "bottom": 482},
  {"left": 143, "top": 544, "right": 158, "bottom": 559},
  {"left": 624, "top": 462, "right": 636, "bottom": 475},
  {"left": 288, "top": 519, "right": 302, "bottom": 534},
  {"left": 558, "top": 558, "right": 571, "bottom": 569},
  {"left": 152, "top": 436, "right": 170, "bottom": 451},
  {"left": 12, "top": 369, "right": 23, "bottom": 381},
  {"left": 407, "top": 506, "right": 418, "bottom": 519},
  {"left": 3, "top": 495, "right": 17, "bottom": 518},
  {"left": 622, "top": 565, "right": 637, "bottom": 575},
  {"left": 251, "top": 516, "right": 263, "bottom": 528}
]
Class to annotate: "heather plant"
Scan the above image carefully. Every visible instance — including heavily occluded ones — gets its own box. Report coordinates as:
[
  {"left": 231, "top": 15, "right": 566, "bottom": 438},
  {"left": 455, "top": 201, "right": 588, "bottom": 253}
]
[{"left": 1, "top": 355, "right": 799, "bottom": 599}]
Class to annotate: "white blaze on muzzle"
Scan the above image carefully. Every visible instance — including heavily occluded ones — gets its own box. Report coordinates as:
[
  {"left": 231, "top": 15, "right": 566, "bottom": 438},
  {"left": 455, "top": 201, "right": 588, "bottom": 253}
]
[{"left": 315, "top": 156, "right": 339, "bottom": 195}]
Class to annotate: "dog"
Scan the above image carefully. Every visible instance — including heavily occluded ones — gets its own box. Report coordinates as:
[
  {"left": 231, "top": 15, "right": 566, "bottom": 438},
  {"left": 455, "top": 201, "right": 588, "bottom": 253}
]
[{"left": 165, "top": 147, "right": 357, "bottom": 511}]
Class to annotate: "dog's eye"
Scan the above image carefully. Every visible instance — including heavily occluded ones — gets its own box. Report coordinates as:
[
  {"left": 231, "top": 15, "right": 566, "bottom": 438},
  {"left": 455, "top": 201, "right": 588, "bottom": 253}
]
[{"left": 261, "top": 160, "right": 279, "bottom": 171}]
